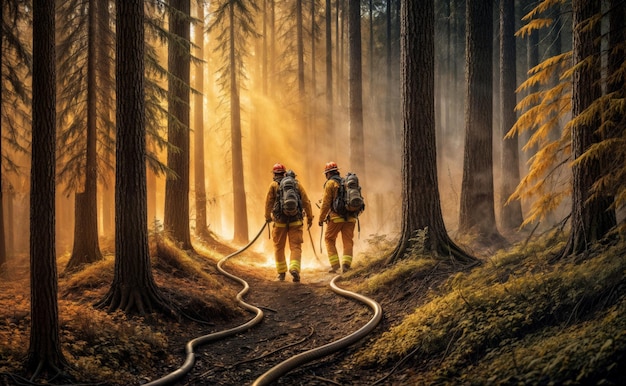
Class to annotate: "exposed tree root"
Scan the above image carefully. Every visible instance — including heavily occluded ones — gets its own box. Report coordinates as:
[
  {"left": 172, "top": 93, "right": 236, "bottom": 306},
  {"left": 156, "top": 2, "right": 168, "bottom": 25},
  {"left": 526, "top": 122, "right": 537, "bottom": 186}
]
[
  {"left": 25, "top": 357, "right": 73, "bottom": 385},
  {"left": 387, "top": 231, "right": 479, "bottom": 268},
  {"left": 95, "top": 283, "right": 177, "bottom": 317}
]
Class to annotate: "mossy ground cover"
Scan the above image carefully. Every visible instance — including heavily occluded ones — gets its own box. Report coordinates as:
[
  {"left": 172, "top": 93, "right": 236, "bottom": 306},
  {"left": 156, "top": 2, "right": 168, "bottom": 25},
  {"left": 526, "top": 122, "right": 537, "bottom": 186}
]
[
  {"left": 346, "top": 232, "right": 626, "bottom": 385},
  {"left": 1, "top": 230, "right": 625, "bottom": 385}
]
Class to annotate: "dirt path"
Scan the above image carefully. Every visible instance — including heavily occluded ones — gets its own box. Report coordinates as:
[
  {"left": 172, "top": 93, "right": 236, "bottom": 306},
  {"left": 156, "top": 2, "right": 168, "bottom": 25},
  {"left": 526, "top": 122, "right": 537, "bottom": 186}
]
[{"left": 153, "top": 253, "right": 380, "bottom": 386}]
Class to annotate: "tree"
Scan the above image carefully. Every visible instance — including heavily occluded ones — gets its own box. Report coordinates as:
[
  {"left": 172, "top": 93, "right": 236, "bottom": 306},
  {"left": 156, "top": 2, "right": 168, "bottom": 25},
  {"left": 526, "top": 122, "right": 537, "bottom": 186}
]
[
  {"left": 459, "top": 0, "right": 503, "bottom": 244},
  {"left": 97, "top": 0, "right": 171, "bottom": 315},
  {"left": 0, "top": 1, "right": 5, "bottom": 272},
  {"left": 164, "top": 0, "right": 193, "bottom": 250},
  {"left": 64, "top": 0, "right": 104, "bottom": 271},
  {"left": 2, "top": 1, "right": 34, "bottom": 272},
  {"left": 27, "top": 0, "right": 67, "bottom": 378},
  {"left": 348, "top": 0, "right": 364, "bottom": 174},
  {"left": 324, "top": 0, "right": 333, "bottom": 154},
  {"left": 209, "top": 0, "right": 257, "bottom": 244},
  {"left": 499, "top": 0, "right": 523, "bottom": 231},
  {"left": 194, "top": 2, "right": 209, "bottom": 239},
  {"left": 387, "top": 0, "right": 476, "bottom": 265},
  {"left": 97, "top": 0, "right": 115, "bottom": 239},
  {"left": 599, "top": 0, "right": 625, "bottom": 232},
  {"left": 496, "top": 2, "right": 624, "bottom": 239},
  {"left": 384, "top": 0, "right": 400, "bottom": 151},
  {"left": 560, "top": 0, "right": 616, "bottom": 258}
]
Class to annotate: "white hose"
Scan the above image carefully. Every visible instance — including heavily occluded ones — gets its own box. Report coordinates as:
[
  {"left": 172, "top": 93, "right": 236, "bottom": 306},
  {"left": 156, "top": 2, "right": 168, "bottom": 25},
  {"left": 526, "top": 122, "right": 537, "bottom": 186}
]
[
  {"left": 251, "top": 275, "right": 383, "bottom": 386},
  {"left": 144, "top": 223, "right": 268, "bottom": 386}
]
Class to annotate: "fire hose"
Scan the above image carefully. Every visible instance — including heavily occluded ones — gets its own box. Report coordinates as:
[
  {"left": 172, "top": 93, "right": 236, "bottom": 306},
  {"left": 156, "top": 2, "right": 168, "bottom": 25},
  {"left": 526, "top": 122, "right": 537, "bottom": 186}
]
[
  {"left": 251, "top": 274, "right": 383, "bottom": 386},
  {"left": 144, "top": 222, "right": 268, "bottom": 386}
]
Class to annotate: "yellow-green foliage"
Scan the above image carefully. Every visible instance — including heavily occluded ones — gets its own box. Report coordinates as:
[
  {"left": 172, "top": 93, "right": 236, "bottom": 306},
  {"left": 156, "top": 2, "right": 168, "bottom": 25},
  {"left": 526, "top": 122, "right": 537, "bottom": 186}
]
[
  {"left": 355, "top": 238, "right": 626, "bottom": 384},
  {"left": 356, "top": 257, "right": 438, "bottom": 295},
  {"left": 510, "top": 0, "right": 626, "bottom": 225},
  {"left": 154, "top": 235, "right": 222, "bottom": 290},
  {"left": 353, "top": 232, "right": 437, "bottom": 294},
  {"left": 459, "top": 299, "right": 626, "bottom": 384},
  {"left": 63, "top": 255, "right": 115, "bottom": 293}
]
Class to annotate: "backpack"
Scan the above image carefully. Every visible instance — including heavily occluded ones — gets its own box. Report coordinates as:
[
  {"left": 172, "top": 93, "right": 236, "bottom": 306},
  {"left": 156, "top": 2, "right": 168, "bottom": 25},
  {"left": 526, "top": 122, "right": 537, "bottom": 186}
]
[
  {"left": 274, "top": 173, "right": 302, "bottom": 219},
  {"left": 331, "top": 172, "right": 365, "bottom": 217}
]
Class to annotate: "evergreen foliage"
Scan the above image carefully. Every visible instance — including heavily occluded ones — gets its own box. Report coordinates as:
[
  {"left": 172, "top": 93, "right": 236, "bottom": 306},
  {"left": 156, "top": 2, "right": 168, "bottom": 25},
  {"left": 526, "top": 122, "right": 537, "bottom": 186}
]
[
  {"left": 511, "top": 1, "right": 625, "bottom": 233},
  {"left": 1, "top": 1, "right": 32, "bottom": 176}
]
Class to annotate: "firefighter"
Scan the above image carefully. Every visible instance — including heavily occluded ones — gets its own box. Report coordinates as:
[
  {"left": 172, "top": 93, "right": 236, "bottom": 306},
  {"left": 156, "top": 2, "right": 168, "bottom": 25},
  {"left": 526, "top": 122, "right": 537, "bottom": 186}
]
[
  {"left": 264, "top": 163, "right": 314, "bottom": 282},
  {"left": 318, "top": 161, "right": 356, "bottom": 273}
]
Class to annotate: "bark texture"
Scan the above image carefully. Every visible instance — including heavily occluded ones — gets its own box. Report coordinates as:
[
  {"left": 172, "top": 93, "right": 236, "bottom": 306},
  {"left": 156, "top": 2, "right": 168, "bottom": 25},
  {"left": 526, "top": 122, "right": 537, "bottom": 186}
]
[
  {"left": 164, "top": 0, "right": 193, "bottom": 250},
  {"left": 560, "top": 0, "right": 616, "bottom": 258},
  {"left": 388, "top": 0, "right": 476, "bottom": 265},
  {"left": 28, "top": 0, "right": 66, "bottom": 377},
  {"left": 97, "top": 0, "right": 171, "bottom": 316}
]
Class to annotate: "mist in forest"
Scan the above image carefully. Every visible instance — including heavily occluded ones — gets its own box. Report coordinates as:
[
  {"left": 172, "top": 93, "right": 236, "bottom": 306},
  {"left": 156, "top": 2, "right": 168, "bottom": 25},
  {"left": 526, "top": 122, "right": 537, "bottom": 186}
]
[{"left": 1, "top": 0, "right": 562, "bottom": 271}]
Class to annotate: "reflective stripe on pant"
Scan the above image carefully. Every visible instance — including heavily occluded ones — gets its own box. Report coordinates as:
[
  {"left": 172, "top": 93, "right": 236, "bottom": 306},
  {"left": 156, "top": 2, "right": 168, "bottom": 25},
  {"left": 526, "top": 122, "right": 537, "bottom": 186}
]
[
  {"left": 324, "top": 218, "right": 356, "bottom": 267},
  {"left": 272, "top": 222, "right": 304, "bottom": 273}
]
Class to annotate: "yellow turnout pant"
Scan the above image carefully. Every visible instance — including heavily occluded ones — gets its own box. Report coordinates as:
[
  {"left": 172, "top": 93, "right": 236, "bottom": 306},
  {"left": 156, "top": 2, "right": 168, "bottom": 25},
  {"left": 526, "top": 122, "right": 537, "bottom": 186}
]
[
  {"left": 324, "top": 218, "right": 356, "bottom": 268},
  {"left": 272, "top": 221, "right": 304, "bottom": 273}
]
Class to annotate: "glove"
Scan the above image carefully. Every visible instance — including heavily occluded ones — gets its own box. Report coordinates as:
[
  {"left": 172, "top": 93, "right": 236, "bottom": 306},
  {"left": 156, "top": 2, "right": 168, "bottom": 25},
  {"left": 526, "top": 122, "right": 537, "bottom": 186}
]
[
  {"left": 307, "top": 218, "right": 313, "bottom": 229},
  {"left": 318, "top": 221, "right": 324, "bottom": 227},
  {"left": 265, "top": 217, "right": 272, "bottom": 223}
]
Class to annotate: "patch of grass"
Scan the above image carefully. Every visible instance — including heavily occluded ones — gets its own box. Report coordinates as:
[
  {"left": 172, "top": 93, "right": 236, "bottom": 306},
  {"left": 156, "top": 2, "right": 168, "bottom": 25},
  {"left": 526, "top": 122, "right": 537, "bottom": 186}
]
[{"left": 354, "top": 257, "right": 438, "bottom": 295}]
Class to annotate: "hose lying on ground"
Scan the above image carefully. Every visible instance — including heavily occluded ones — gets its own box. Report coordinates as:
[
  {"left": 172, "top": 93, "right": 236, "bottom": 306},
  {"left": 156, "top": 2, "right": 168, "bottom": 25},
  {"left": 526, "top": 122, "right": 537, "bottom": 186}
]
[
  {"left": 251, "top": 275, "right": 383, "bottom": 386},
  {"left": 144, "top": 222, "right": 268, "bottom": 386}
]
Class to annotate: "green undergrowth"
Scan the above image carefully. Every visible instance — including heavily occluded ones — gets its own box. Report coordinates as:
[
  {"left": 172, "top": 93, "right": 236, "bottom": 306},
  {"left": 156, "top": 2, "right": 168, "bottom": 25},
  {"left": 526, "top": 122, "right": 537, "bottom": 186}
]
[{"left": 351, "top": 233, "right": 626, "bottom": 385}]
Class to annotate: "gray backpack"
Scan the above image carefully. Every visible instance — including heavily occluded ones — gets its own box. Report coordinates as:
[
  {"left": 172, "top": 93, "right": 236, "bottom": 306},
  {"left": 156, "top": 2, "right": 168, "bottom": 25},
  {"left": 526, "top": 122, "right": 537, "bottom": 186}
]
[
  {"left": 275, "top": 173, "right": 302, "bottom": 218},
  {"left": 331, "top": 172, "right": 365, "bottom": 217}
]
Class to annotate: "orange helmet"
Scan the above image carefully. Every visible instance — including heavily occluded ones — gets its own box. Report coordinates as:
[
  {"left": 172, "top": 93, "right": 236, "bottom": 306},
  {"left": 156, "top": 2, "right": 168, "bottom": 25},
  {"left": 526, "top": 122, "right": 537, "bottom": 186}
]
[
  {"left": 324, "top": 161, "right": 339, "bottom": 173},
  {"left": 272, "top": 163, "right": 286, "bottom": 174}
]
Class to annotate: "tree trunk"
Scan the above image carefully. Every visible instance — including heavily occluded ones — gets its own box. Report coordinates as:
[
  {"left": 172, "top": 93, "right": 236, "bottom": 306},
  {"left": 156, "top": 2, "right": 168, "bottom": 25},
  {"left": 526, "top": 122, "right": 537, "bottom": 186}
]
[
  {"left": 67, "top": 192, "right": 103, "bottom": 271},
  {"left": 97, "top": 0, "right": 171, "bottom": 316},
  {"left": 66, "top": 0, "right": 103, "bottom": 271},
  {"left": 269, "top": 0, "right": 276, "bottom": 96},
  {"left": 308, "top": 0, "right": 316, "bottom": 173},
  {"left": 194, "top": 2, "right": 209, "bottom": 239},
  {"left": 98, "top": 0, "right": 114, "bottom": 239},
  {"left": 261, "top": 0, "right": 269, "bottom": 96},
  {"left": 348, "top": 0, "right": 365, "bottom": 174},
  {"left": 384, "top": 0, "right": 398, "bottom": 151},
  {"left": 229, "top": 3, "right": 249, "bottom": 244},
  {"left": 560, "top": 0, "right": 616, "bottom": 258},
  {"left": 499, "top": 0, "right": 523, "bottom": 231},
  {"left": 0, "top": 186, "right": 5, "bottom": 271},
  {"left": 28, "top": 0, "right": 66, "bottom": 377},
  {"left": 387, "top": 0, "right": 476, "bottom": 266},
  {"left": 607, "top": 2, "right": 625, "bottom": 141},
  {"left": 325, "top": 0, "right": 333, "bottom": 156},
  {"left": 459, "top": 0, "right": 503, "bottom": 244},
  {"left": 164, "top": 0, "right": 193, "bottom": 250},
  {"left": 0, "top": 65, "right": 4, "bottom": 271},
  {"left": 0, "top": 0, "right": 5, "bottom": 271}
]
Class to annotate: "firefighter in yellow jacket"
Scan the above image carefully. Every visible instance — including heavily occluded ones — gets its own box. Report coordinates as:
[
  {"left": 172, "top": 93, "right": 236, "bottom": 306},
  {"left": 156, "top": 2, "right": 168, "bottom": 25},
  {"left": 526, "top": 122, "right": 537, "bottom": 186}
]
[
  {"left": 318, "top": 161, "right": 357, "bottom": 273},
  {"left": 265, "top": 163, "right": 314, "bottom": 282}
]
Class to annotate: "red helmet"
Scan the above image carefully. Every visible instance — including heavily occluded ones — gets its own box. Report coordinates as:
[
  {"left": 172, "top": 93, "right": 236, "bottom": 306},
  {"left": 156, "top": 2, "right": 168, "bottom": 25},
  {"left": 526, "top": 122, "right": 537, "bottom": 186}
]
[
  {"left": 272, "top": 163, "right": 286, "bottom": 174},
  {"left": 324, "top": 161, "right": 339, "bottom": 173}
]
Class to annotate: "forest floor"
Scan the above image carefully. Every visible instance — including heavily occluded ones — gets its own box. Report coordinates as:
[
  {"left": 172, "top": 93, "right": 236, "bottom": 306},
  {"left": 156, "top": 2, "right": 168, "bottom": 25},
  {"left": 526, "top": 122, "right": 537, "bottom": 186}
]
[
  {"left": 2, "top": 228, "right": 625, "bottom": 386},
  {"left": 0, "top": 231, "right": 426, "bottom": 386}
]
